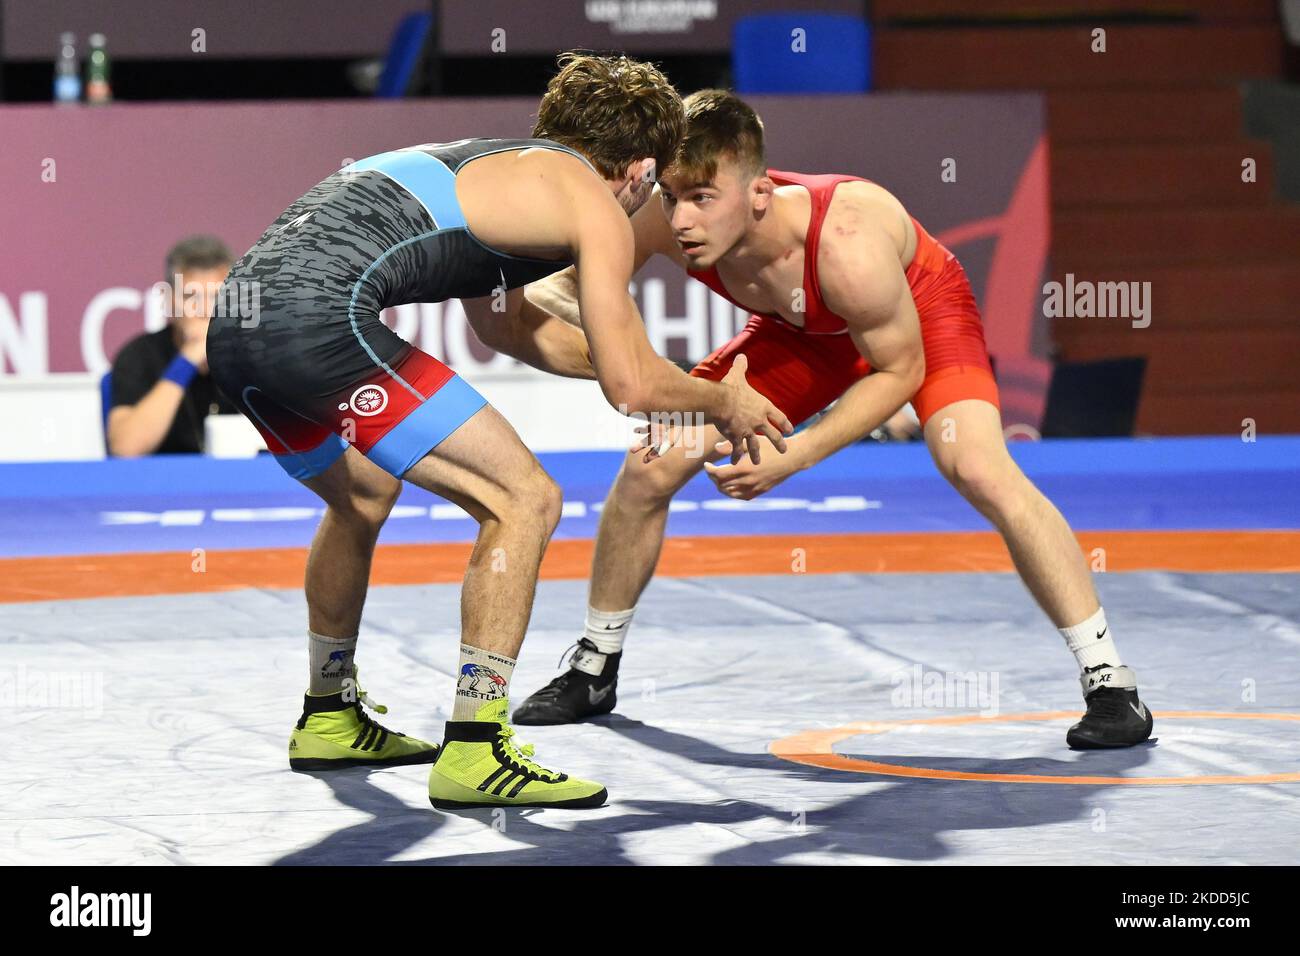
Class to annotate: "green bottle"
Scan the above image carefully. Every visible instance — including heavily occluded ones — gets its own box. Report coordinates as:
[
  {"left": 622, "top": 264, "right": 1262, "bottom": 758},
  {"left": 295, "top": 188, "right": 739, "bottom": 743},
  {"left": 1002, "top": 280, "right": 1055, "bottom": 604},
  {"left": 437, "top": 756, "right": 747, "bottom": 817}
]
[{"left": 85, "top": 33, "right": 112, "bottom": 104}]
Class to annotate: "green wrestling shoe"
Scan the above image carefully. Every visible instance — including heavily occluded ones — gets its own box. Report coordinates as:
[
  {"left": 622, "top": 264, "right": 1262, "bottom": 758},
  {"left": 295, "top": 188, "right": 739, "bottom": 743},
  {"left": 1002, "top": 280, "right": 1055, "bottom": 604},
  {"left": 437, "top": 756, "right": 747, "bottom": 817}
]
[
  {"left": 427, "top": 698, "right": 607, "bottom": 809},
  {"left": 289, "top": 677, "right": 439, "bottom": 771}
]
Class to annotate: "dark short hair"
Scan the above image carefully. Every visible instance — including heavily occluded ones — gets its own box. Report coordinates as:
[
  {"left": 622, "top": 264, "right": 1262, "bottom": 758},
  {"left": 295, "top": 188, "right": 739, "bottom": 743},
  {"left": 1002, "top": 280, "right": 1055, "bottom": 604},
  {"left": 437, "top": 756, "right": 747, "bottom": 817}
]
[
  {"left": 668, "top": 89, "right": 766, "bottom": 186},
  {"left": 164, "top": 235, "right": 232, "bottom": 283}
]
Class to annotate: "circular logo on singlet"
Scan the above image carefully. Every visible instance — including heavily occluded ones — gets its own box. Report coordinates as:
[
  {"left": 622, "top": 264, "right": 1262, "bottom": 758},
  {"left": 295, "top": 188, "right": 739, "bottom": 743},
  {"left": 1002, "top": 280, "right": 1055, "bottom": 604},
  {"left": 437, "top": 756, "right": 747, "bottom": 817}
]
[{"left": 347, "top": 383, "right": 389, "bottom": 417}]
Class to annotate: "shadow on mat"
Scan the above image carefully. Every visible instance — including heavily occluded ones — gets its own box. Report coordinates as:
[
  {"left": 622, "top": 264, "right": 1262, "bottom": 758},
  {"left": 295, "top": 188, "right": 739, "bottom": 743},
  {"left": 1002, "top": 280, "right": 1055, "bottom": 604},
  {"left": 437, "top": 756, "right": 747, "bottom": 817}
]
[
  {"left": 275, "top": 714, "right": 1157, "bottom": 865},
  {"left": 597, "top": 715, "right": 1158, "bottom": 864},
  {"left": 274, "top": 767, "right": 448, "bottom": 866}
]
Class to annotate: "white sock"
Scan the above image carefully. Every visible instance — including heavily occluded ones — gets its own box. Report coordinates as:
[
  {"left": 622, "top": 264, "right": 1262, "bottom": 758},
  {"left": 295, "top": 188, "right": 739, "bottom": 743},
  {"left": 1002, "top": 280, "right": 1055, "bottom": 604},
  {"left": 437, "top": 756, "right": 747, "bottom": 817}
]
[
  {"left": 308, "top": 629, "right": 357, "bottom": 696},
  {"left": 584, "top": 606, "right": 635, "bottom": 655},
  {"left": 453, "top": 644, "right": 516, "bottom": 721},
  {"left": 1059, "top": 607, "right": 1122, "bottom": 671}
]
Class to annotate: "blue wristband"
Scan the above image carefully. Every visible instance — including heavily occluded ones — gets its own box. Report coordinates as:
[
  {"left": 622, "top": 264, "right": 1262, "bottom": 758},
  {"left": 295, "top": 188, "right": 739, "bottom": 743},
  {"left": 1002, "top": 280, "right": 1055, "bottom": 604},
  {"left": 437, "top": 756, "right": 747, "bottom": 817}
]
[{"left": 162, "top": 354, "right": 198, "bottom": 389}]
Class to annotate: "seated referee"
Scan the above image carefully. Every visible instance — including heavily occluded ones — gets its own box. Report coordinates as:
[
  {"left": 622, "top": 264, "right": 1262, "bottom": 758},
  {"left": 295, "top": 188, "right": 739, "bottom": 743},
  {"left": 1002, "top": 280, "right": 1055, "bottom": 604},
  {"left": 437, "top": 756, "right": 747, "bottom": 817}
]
[{"left": 107, "top": 235, "right": 237, "bottom": 456}]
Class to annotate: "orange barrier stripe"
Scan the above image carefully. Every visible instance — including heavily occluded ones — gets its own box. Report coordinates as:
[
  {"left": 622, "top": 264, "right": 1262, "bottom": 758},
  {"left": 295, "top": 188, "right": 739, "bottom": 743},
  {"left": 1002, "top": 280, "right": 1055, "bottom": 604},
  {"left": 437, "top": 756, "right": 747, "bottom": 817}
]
[{"left": 1, "top": 530, "right": 1297, "bottom": 604}]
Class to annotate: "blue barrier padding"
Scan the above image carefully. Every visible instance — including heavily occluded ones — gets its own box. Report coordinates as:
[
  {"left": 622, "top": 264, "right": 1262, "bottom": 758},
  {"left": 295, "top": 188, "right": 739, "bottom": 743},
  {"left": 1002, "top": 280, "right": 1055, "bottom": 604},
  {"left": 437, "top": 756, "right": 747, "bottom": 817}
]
[{"left": 0, "top": 437, "right": 1297, "bottom": 558}]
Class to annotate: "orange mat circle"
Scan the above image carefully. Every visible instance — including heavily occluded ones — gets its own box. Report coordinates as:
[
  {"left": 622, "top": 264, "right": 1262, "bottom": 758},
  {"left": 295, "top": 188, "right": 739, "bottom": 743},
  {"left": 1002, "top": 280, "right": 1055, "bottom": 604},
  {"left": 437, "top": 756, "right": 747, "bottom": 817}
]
[{"left": 769, "top": 711, "right": 1300, "bottom": 785}]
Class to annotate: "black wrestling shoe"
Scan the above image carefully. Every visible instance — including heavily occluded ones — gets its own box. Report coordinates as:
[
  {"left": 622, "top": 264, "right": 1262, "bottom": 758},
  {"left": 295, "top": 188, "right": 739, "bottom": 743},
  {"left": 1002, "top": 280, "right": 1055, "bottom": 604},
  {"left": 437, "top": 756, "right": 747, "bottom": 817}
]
[
  {"left": 513, "top": 639, "right": 621, "bottom": 726},
  {"left": 1066, "top": 664, "right": 1155, "bottom": 749}
]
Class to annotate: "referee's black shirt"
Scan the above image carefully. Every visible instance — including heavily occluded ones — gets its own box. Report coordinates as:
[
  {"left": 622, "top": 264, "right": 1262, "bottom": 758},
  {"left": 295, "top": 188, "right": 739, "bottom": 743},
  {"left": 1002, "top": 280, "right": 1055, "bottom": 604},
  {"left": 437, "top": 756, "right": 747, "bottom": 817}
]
[{"left": 108, "top": 327, "right": 236, "bottom": 454}]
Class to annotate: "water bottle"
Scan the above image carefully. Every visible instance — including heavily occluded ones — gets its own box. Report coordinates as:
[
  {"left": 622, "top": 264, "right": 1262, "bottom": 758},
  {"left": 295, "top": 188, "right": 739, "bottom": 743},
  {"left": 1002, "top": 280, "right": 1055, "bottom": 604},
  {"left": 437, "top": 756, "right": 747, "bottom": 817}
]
[
  {"left": 54, "top": 32, "right": 81, "bottom": 104},
  {"left": 85, "top": 33, "right": 112, "bottom": 105}
]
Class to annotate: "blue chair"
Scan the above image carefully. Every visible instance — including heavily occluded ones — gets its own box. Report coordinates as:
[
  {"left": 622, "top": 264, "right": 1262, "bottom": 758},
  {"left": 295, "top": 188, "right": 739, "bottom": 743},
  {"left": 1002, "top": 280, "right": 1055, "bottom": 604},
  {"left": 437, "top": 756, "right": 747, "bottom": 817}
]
[
  {"left": 376, "top": 12, "right": 435, "bottom": 98},
  {"left": 100, "top": 369, "right": 115, "bottom": 454},
  {"left": 733, "top": 13, "right": 871, "bottom": 94},
  {"left": 100, "top": 370, "right": 113, "bottom": 431}
]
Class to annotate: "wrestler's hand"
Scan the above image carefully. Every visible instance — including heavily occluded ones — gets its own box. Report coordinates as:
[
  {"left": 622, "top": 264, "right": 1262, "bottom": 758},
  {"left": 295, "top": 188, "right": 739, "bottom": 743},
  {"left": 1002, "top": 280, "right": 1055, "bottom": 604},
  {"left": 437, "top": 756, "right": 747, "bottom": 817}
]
[
  {"left": 704, "top": 435, "right": 803, "bottom": 499},
  {"left": 716, "top": 355, "right": 793, "bottom": 465},
  {"left": 630, "top": 419, "right": 680, "bottom": 463}
]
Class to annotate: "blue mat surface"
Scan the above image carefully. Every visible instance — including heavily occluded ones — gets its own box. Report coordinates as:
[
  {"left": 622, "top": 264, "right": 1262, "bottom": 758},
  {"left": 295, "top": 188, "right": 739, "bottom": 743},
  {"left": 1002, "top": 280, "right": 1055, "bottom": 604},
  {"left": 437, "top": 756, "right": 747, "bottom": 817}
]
[
  {"left": 1, "top": 436, "right": 1297, "bottom": 558},
  {"left": 6, "top": 570, "right": 1299, "bottom": 864}
]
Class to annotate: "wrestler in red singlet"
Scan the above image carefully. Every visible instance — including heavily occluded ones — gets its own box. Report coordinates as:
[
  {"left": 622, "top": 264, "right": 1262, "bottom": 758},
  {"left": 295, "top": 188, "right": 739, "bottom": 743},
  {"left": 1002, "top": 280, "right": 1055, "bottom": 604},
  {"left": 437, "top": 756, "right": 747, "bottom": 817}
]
[{"left": 688, "top": 170, "right": 1000, "bottom": 427}]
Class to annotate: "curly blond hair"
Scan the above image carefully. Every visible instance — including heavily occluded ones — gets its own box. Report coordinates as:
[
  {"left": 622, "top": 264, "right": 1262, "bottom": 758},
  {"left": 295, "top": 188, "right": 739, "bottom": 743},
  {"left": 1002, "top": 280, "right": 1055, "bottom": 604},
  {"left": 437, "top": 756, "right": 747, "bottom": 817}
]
[{"left": 533, "top": 52, "right": 685, "bottom": 180}]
